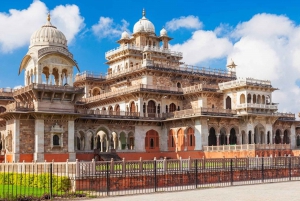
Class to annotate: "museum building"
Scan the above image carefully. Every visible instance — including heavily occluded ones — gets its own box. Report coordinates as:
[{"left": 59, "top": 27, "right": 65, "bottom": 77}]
[{"left": 0, "top": 10, "right": 299, "bottom": 162}]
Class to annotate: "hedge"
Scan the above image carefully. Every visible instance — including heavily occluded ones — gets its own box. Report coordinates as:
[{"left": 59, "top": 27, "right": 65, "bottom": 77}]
[{"left": 0, "top": 172, "right": 70, "bottom": 191}]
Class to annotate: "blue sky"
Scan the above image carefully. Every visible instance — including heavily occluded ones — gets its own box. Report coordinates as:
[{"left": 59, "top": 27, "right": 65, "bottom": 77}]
[{"left": 1, "top": 0, "right": 300, "bottom": 115}]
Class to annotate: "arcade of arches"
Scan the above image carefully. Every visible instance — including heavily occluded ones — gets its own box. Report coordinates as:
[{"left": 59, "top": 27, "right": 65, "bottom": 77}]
[
  {"left": 168, "top": 128, "right": 195, "bottom": 151},
  {"left": 208, "top": 126, "right": 291, "bottom": 146}
]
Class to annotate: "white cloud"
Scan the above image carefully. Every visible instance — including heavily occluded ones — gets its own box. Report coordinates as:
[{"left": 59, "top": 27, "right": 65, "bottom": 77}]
[
  {"left": 165, "top": 15, "right": 202, "bottom": 31},
  {"left": 0, "top": 0, "right": 84, "bottom": 53},
  {"left": 171, "top": 30, "right": 233, "bottom": 65},
  {"left": 50, "top": 4, "right": 85, "bottom": 44},
  {"left": 92, "top": 17, "right": 129, "bottom": 39},
  {"left": 228, "top": 13, "right": 300, "bottom": 114}
]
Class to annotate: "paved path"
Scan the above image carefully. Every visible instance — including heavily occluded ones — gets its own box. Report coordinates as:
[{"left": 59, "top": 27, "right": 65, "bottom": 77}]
[{"left": 77, "top": 181, "right": 300, "bottom": 201}]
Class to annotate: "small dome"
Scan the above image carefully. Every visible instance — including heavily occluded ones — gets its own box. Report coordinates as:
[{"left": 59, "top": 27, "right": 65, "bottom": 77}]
[
  {"left": 121, "top": 31, "right": 130, "bottom": 39},
  {"left": 30, "top": 14, "right": 67, "bottom": 48},
  {"left": 160, "top": 28, "right": 167, "bottom": 36},
  {"left": 133, "top": 9, "right": 155, "bottom": 34}
]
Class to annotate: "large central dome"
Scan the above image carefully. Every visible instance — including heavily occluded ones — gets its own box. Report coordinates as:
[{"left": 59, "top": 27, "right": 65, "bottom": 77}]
[
  {"left": 133, "top": 9, "right": 155, "bottom": 34},
  {"left": 30, "top": 14, "right": 67, "bottom": 49}
]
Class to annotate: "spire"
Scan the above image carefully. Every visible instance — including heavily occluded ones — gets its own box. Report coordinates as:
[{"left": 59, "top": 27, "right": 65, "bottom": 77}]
[
  {"left": 227, "top": 59, "right": 237, "bottom": 69},
  {"left": 142, "top": 8, "right": 146, "bottom": 17}
]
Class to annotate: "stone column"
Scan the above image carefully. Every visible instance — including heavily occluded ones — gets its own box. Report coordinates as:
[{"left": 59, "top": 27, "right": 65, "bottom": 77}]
[
  {"left": 59, "top": 73, "right": 62, "bottom": 86},
  {"left": 280, "top": 135, "right": 284, "bottom": 144},
  {"left": 100, "top": 139, "right": 104, "bottom": 152},
  {"left": 125, "top": 137, "right": 128, "bottom": 150},
  {"left": 13, "top": 119, "right": 20, "bottom": 162},
  {"left": 227, "top": 135, "right": 230, "bottom": 145},
  {"left": 68, "top": 120, "right": 76, "bottom": 161},
  {"left": 49, "top": 70, "right": 53, "bottom": 85},
  {"left": 34, "top": 119, "right": 44, "bottom": 162},
  {"left": 106, "top": 139, "right": 109, "bottom": 152},
  {"left": 251, "top": 132, "right": 254, "bottom": 144},
  {"left": 216, "top": 134, "right": 220, "bottom": 146}
]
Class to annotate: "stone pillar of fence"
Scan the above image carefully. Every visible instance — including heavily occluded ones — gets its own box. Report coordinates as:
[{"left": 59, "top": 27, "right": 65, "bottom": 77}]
[
  {"left": 188, "top": 156, "right": 192, "bottom": 171},
  {"left": 110, "top": 158, "right": 114, "bottom": 174},
  {"left": 66, "top": 159, "right": 69, "bottom": 176},
  {"left": 91, "top": 159, "right": 95, "bottom": 175},
  {"left": 139, "top": 157, "right": 143, "bottom": 173},
  {"left": 122, "top": 158, "right": 126, "bottom": 174},
  {"left": 202, "top": 156, "right": 205, "bottom": 170},
  {"left": 76, "top": 159, "right": 80, "bottom": 177},
  {"left": 222, "top": 156, "right": 225, "bottom": 169},
  {"left": 246, "top": 157, "right": 249, "bottom": 168},
  {"left": 179, "top": 157, "right": 182, "bottom": 171},
  {"left": 163, "top": 157, "right": 167, "bottom": 173}
]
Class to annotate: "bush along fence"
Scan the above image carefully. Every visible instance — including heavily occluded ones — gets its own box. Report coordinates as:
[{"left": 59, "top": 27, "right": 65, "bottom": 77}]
[{"left": 0, "top": 156, "right": 300, "bottom": 199}]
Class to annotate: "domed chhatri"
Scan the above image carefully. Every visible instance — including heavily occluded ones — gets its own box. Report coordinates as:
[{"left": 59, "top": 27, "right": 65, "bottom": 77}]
[
  {"left": 133, "top": 9, "right": 155, "bottom": 34},
  {"left": 121, "top": 31, "right": 130, "bottom": 39},
  {"left": 160, "top": 27, "right": 168, "bottom": 36},
  {"left": 30, "top": 13, "right": 67, "bottom": 48}
]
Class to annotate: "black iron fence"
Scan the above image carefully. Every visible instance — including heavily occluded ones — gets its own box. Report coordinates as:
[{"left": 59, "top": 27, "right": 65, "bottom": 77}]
[{"left": 0, "top": 156, "right": 300, "bottom": 200}]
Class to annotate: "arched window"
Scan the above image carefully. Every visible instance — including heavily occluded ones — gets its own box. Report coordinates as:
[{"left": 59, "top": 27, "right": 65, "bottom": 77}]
[
  {"left": 177, "top": 82, "right": 181, "bottom": 88},
  {"left": 283, "top": 130, "right": 289, "bottom": 144},
  {"left": 247, "top": 94, "right": 251, "bottom": 103},
  {"left": 208, "top": 128, "right": 217, "bottom": 146},
  {"left": 226, "top": 96, "right": 231, "bottom": 109},
  {"left": 147, "top": 100, "right": 156, "bottom": 117},
  {"left": 229, "top": 128, "right": 237, "bottom": 145},
  {"left": 168, "top": 129, "right": 176, "bottom": 151},
  {"left": 145, "top": 130, "right": 159, "bottom": 152},
  {"left": 0, "top": 106, "right": 6, "bottom": 113},
  {"left": 108, "top": 106, "right": 113, "bottom": 115},
  {"left": 297, "top": 136, "right": 300, "bottom": 147},
  {"left": 253, "top": 94, "right": 257, "bottom": 103},
  {"left": 130, "top": 101, "right": 136, "bottom": 113},
  {"left": 169, "top": 103, "right": 176, "bottom": 112},
  {"left": 240, "top": 94, "right": 245, "bottom": 104},
  {"left": 187, "top": 128, "right": 195, "bottom": 150},
  {"left": 115, "top": 105, "right": 120, "bottom": 115}
]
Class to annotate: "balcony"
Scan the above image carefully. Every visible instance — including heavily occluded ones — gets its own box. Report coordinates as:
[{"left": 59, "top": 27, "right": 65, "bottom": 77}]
[
  {"left": 5, "top": 102, "right": 34, "bottom": 112},
  {"left": 219, "top": 77, "right": 274, "bottom": 90},
  {"left": 13, "top": 84, "right": 84, "bottom": 96},
  {"left": 236, "top": 103, "right": 277, "bottom": 110},
  {"left": 81, "top": 84, "right": 183, "bottom": 103},
  {"left": 163, "top": 107, "right": 236, "bottom": 119}
]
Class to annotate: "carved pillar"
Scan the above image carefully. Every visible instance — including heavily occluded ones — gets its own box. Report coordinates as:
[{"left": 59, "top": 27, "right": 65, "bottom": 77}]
[
  {"left": 280, "top": 135, "right": 284, "bottom": 144},
  {"left": 125, "top": 137, "right": 128, "bottom": 150},
  {"left": 49, "top": 70, "right": 53, "bottom": 85},
  {"left": 226, "top": 135, "right": 230, "bottom": 145},
  {"left": 251, "top": 132, "right": 254, "bottom": 144},
  {"left": 59, "top": 73, "right": 62, "bottom": 86},
  {"left": 216, "top": 134, "right": 220, "bottom": 146},
  {"left": 100, "top": 139, "right": 104, "bottom": 152},
  {"left": 106, "top": 139, "right": 109, "bottom": 152},
  {"left": 34, "top": 119, "right": 44, "bottom": 162}
]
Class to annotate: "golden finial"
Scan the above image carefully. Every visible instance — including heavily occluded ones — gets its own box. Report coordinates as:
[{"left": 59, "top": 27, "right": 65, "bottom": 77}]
[
  {"left": 47, "top": 13, "right": 51, "bottom": 22},
  {"left": 227, "top": 58, "right": 237, "bottom": 68},
  {"left": 142, "top": 8, "right": 146, "bottom": 17}
]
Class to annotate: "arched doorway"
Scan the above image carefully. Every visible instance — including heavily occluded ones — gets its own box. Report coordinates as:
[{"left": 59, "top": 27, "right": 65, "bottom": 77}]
[
  {"left": 120, "top": 132, "right": 126, "bottom": 150},
  {"left": 147, "top": 100, "right": 156, "bottom": 117},
  {"left": 275, "top": 130, "right": 281, "bottom": 144},
  {"left": 229, "top": 128, "right": 237, "bottom": 145},
  {"left": 145, "top": 130, "right": 159, "bottom": 152},
  {"left": 248, "top": 131, "right": 252, "bottom": 144},
  {"left": 297, "top": 135, "right": 300, "bottom": 147},
  {"left": 115, "top": 105, "right": 120, "bottom": 115},
  {"left": 208, "top": 127, "right": 217, "bottom": 146},
  {"left": 169, "top": 103, "right": 176, "bottom": 112},
  {"left": 283, "top": 130, "right": 289, "bottom": 144},
  {"left": 130, "top": 101, "right": 136, "bottom": 113},
  {"left": 187, "top": 127, "right": 195, "bottom": 150},
  {"left": 226, "top": 96, "right": 231, "bottom": 109},
  {"left": 168, "top": 129, "right": 176, "bottom": 151},
  {"left": 267, "top": 131, "right": 270, "bottom": 144},
  {"left": 241, "top": 130, "right": 246, "bottom": 144},
  {"left": 220, "top": 128, "right": 227, "bottom": 145}
]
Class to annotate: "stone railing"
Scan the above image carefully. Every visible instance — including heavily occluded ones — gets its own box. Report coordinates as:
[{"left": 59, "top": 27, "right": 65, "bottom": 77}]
[
  {"left": 163, "top": 107, "right": 236, "bottom": 118},
  {"left": 0, "top": 88, "right": 13, "bottom": 97},
  {"left": 105, "top": 45, "right": 183, "bottom": 58},
  {"left": 203, "top": 143, "right": 291, "bottom": 152},
  {"left": 82, "top": 84, "right": 183, "bottom": 103},
  {"left": 219, "top": 77, "right": 272, "bottom": 90},
  {"left": 38, "top": 47, "right": 73, "bottom": 58},
  {"left": 6, "top": 102, "right": 34, "bottom": 112},
  {"left": 236, "top": 103, "right": 277, "bottom": 110},
  {"left": 13, "top": 84, "right": 84, "bottom": 96},
  {"left": 182, "top": 83, "right": 219, "bottom": 94}
]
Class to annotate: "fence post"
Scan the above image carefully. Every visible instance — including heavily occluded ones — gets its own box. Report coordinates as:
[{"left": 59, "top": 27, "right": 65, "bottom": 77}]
[
  {"left": 289, "top": 156, "right": 291, "bottom": 181},
  {"left": 106, "top": 162, "right": 110, "bottom": 196},
  {"left": 195, "top": 159, "right": 198, "bottom": 188},
  {"left": 230, "top": 159, "right": 233, "bottom": 186},
  {"left": 139, "top": 157, "right": 143, "bottom": 173},
  {"left": 261, "top": 157, "right": 264, "bottom": 183},
  {"left": 50, "top": 163, "right": 53, "bottom": 200},
  {"left": 154, "top": 159, "right": 157, "bottom": 192}
]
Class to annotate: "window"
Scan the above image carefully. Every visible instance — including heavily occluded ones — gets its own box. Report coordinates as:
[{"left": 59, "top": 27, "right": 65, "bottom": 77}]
[{"left": 53, "top": 135, "right": 60, "bottom": 146}]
